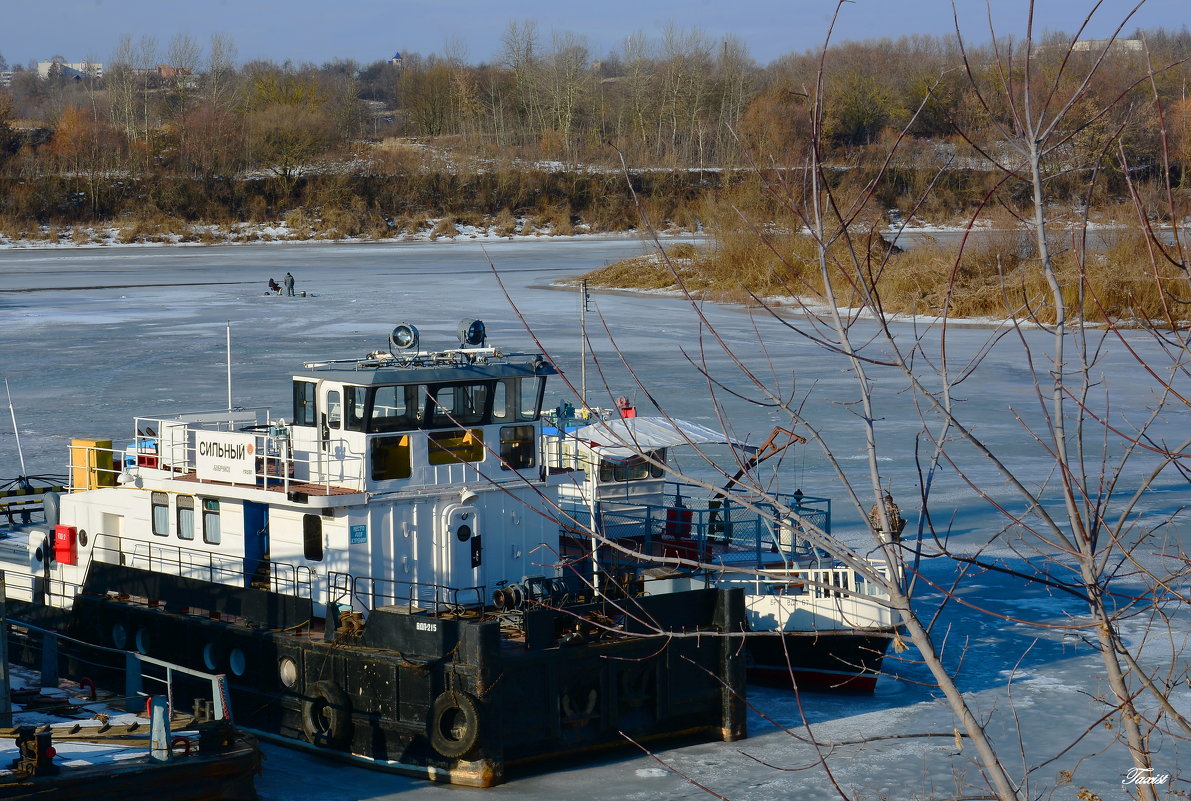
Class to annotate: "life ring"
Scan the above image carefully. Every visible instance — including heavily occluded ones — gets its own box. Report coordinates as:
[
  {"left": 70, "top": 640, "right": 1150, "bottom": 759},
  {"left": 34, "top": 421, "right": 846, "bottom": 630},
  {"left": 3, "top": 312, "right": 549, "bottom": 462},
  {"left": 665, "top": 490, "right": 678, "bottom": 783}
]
[
  {"left": 428, "top": 690, "right": 481, "bottom": 759},
  {"left": 302, "top": 680, "right": 352, "bottom": 749},
  {"left": 170, "top": 736, "right": 191, "bottom": 756}
]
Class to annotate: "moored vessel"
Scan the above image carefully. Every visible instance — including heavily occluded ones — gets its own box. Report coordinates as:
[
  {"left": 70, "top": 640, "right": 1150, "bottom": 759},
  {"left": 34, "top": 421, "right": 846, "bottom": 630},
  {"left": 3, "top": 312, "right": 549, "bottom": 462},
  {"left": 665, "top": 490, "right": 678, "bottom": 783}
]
[
  {"left": 0, "top": 321, "right": 747, "bottom": 787},
  {"left": 542, "top": 402, "right": 899, "bottom": 692}
]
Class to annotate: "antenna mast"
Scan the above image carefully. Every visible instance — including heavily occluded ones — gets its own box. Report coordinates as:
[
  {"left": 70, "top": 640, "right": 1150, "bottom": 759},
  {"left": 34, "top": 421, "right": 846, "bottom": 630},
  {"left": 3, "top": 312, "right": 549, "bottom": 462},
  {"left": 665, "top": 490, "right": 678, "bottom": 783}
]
[
  {"left": 4, "top": 378, "right": 28, "bottom": 477},
  {"left": 580, "top": 280, "right": 590, "bottom": 408},
  {"left": 226, "top": 322, "right": 233, "bottom": 411}
]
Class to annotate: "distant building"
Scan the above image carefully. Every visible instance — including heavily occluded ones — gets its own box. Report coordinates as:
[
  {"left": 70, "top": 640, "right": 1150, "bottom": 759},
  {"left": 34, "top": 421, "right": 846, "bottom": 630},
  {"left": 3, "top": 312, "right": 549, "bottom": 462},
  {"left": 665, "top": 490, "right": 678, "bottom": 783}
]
[
  {"left": 388, "top": 51, "right": 404, "bottom": 68},
  {"left": 156, "top": 64, "right": 193, "bottom": 80},
  {"left": 36, "top": 58, "right": 103, "bottom": 80},
  {"left": 0, "top": 71, "right": 12, "bottom": 88},
  {"left": 1070, "top": 38, "right": 1144, "bottom": 53}
]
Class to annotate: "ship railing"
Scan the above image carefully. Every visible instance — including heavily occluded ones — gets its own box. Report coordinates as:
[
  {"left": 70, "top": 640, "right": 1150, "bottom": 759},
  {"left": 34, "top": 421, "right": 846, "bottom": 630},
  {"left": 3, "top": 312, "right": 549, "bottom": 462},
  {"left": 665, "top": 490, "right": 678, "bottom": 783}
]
[
  {"left": 562, "top": 486, "right": 833, "bottom": 568},
  {"left": 714, "top": 561, "right": 891, "bottom": 601},
  {"left": 327, "top": 571, "right": 485, "bottom": 615},
  {"left": 108, "top": 413, "right": 368, "bottom": 494},
  {"left": 6, "top": 616, "right": 234, "bottom": 721},
  {"left": 91, "top": 533, "right": 314, "bottom": 600},
  {"left": 0, "top": 475, "right": 67, "bottom": 527}
]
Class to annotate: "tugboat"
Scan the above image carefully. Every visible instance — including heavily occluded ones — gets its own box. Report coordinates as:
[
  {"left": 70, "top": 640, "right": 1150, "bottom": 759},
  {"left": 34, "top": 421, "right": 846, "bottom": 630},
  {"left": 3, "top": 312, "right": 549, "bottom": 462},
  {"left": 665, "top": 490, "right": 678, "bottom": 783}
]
[
  {"left": 542, "top": 399, "right": 899, "bottom": 692},
  {"left": 0, "top": 321, "right": 747, "bottom": 787}
]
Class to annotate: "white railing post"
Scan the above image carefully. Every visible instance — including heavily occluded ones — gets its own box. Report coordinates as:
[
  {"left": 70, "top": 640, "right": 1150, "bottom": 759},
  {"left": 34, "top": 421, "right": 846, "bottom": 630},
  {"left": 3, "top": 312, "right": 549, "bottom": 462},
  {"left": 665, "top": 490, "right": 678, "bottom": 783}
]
[{"left": 149, "top": 696, "right": 170, "bottom": 761}]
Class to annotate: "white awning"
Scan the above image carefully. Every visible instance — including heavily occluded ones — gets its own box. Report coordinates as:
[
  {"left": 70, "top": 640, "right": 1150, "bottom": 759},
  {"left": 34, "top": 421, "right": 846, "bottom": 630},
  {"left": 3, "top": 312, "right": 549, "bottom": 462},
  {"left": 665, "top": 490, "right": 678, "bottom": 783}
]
[{"left": 570, "top": 416, "right": 748, "bottom": 461}]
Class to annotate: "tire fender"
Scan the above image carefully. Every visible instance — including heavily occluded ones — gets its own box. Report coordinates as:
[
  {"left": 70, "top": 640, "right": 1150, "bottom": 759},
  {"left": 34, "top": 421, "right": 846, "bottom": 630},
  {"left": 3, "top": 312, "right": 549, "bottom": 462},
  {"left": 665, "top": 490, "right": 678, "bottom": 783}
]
[
  {"left": 429, "top": 690, "right": 482, "bottom": 759},
  {"left": 302, "top": 680, "right": 352, "bottom": 749}
]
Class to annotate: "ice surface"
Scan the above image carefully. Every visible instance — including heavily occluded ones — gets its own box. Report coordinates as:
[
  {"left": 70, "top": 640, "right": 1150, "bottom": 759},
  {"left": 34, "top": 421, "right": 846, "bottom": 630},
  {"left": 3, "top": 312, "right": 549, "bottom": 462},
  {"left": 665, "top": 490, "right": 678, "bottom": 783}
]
[{"left": 1, "top": 238, "right": 1187, "bottom": 799}]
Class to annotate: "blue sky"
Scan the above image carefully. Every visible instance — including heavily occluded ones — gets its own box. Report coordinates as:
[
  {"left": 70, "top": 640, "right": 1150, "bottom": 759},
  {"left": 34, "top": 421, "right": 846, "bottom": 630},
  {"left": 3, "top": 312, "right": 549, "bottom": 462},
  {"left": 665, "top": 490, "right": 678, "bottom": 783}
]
[{"left": 1, "top": 0, "right": 1185, "bottom": 68}]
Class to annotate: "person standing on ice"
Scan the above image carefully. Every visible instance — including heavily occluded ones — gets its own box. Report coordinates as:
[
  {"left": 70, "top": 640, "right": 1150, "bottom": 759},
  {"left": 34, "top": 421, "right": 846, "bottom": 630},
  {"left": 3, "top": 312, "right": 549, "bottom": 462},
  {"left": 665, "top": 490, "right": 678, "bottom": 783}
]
[{"left": 283, "top": 272, "right": 295, "bottom": 296}]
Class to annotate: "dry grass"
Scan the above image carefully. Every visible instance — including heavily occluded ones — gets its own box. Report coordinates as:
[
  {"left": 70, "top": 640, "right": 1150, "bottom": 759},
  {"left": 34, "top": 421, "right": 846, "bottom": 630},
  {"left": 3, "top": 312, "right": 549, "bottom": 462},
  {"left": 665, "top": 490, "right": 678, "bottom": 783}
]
[{"left": 585, "top": 217, "right": 1188, "bottom": 324}]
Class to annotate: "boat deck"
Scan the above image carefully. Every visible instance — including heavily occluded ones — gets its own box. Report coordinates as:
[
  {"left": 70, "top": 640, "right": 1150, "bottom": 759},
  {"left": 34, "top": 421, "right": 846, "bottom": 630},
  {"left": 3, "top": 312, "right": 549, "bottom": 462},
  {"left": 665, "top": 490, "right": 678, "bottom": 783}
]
[{"left": 173, "top": 472, "right": 359, "bottom": 497}]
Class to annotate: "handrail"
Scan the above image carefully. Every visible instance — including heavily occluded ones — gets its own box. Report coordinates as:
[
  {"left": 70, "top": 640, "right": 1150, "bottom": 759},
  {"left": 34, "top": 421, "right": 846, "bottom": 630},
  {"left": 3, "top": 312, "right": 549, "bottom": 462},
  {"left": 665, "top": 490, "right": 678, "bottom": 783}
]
[
  {"left": 328, "top": 571, "right": 486, "bottom": 614},
  {"left": 92, "top": 532, "right": 314, "bottom": 599},
  {"left": 7, "top": 619, "right": 232, "bottom": 721}
]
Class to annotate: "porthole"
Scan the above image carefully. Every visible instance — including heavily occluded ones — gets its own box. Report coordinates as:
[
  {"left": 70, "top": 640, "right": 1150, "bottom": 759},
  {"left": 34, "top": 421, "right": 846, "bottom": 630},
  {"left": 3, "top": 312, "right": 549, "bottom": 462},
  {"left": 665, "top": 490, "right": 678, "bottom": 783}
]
[
  {"left": 78, "top": 530, "right": 88, "bottom": 547},
  {"left": 279, "top": 657, "right": 298, "bottom": 688},
  {"left": 456, "top": 524, "right": 472, "bottom": 542},
  {"left": 229, "top": 647, "right": 247, "bottom": 677},
  {"left": 202, "top": 643, "right": 219, "bottom": 672},
  {"left": 135, "top": 628, "right": 150, "bottom": 655},
  {"left": 111, "top": 623, "right": 127, "bottom": 649}
]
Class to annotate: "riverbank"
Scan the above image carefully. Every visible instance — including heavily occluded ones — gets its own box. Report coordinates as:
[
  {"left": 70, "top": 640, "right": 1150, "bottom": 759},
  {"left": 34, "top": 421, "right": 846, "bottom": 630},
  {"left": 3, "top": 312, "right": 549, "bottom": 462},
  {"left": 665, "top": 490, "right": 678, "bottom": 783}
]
[
  {"left": 0, "top": 216, "right": 698, "bottom": 249},
  {"left": 574, "top": 228, "right": 1189, "bottom": 327}
]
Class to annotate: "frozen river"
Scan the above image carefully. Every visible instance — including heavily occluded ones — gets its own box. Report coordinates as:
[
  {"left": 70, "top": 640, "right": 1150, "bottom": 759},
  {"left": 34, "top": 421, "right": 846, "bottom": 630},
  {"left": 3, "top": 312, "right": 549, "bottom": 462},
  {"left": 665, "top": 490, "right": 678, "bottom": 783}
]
[{"left": 1, "top": 238, "right": 1187, "bottom": 799}]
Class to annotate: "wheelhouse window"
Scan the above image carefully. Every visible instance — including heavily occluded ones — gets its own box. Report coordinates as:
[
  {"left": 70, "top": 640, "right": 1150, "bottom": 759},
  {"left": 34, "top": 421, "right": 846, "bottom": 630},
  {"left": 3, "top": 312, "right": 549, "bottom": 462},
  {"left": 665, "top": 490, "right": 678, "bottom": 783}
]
[
  {"left": 430, "top": 383, "right": 490, "bottom": 428},
  {"left": 326, "top": 389, "right": 342, "bottom": 429},
  {"left": 151, "top": 492, "right": 169, "bottom": 537},
  {"left": 303, "top": 514, "right": 323, "bottom": 562},
  {"left": 369, "top": 384, "right": 421, "bottom": 432},
  {"left": 428, "top": 429, "right": 485, "bottom": 464},
  {"left": 293, "top": 381, "right": 316, "bottom": 427},
  {"left": 370, "top": 435, "right": 412, "bottom": 480},
  {"left": 202, "top": 498, "right": 221, "bottom": 544},
  {"left": 492, "top": 381, "right": 509, "bottom": 422},
  {"left": 176, "top": 496, "right": 195, "bottom": 541},
  {"left": 516, "top": 376, "right": 545, "bottom": 421},
  {"left": 500, "top": 425, "right": 535, "bottom": 470},
  {"left": 345, "top": 386, "right": 368, "bottom": 432}
]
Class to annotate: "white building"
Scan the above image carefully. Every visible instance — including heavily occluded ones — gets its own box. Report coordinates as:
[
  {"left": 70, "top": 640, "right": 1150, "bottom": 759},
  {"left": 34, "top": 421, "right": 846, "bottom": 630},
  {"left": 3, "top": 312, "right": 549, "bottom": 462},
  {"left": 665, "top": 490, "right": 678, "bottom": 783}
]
[{"left": 36, "top": 59, "right": 103, "bottom": 80}]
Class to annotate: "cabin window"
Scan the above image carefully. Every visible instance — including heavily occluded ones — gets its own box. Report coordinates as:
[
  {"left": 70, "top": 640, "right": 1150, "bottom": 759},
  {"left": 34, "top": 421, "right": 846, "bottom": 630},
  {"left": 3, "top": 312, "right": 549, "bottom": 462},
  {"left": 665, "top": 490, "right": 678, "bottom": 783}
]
[
  {"left": 516, "top": 376, "right": 545, "bottom": 421},
  {"left": 326, "top": 390, "right": 342, "bottom": 429},
  {"left": 500, "top": 425, "right": 535, "bottom": 470},
  {"left": 177, "top": 496, "right": 195, "bottom": 541},
  {"left": 303, "top": 514, "right": 323, "bottom": 562},
  {"left": 345, "top": 386, "right": 368, "bottom": 432},
  {"left": 151, "top": 492, "right": 169, "bottom": 537},
  {"left": 598, "top": 453, "right": 662, "bottom": 483},
  {"left": 293, "top": 381, "right": 316, "bottom": 427},
  {"left": 370, "top": 435, "right": 412, "bottom": 480},
  {"left": 202, "top": 498, "right": 221, "bottom": 544},
  {"left": 369, "top": 384, "right": 421, "bottom": 432},
  {"left": 430, "top": 383, "right": 490, "bottom": 428},
  {"left": 428, "top": 429, "right": 485, "bottom": 465}
]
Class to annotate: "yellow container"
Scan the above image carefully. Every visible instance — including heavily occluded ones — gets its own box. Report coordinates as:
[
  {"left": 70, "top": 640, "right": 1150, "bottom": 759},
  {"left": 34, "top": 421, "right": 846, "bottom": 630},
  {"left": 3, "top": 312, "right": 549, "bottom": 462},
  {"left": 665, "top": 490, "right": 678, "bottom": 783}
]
[{"left": 71, "top": 438, "right": 115, "bottom": 489}]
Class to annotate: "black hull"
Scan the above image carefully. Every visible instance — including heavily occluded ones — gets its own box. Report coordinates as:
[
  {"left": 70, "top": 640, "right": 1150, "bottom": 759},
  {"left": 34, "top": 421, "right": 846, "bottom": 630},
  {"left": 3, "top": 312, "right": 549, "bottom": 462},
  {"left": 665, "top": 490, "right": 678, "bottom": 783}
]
[
  {"left": 7, "top": 571, "right": 748, "bottom": 787},
  {"left": 746, "top": 628, "right": 896, "bottom": 693}
]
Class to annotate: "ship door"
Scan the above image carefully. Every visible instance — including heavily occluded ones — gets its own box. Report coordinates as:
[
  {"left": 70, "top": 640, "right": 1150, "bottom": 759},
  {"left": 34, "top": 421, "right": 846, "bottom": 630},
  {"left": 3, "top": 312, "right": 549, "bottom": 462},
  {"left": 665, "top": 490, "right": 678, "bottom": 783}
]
[
  {"left": 320, "top": 385, "right": 343, "bottom": 452},
  {"left": 244, "top": 501, "right": 270, "bottom": 589},
  {"left": 441, "top": 504, "right": 480, "bottom": 592}
]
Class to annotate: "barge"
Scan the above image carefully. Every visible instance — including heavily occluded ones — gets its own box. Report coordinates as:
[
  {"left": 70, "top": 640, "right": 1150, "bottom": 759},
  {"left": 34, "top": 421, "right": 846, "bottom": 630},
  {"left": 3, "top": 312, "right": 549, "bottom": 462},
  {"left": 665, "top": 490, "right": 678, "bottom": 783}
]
[{"left": 0, "top": 321, "right": 747, "bottom": 787}]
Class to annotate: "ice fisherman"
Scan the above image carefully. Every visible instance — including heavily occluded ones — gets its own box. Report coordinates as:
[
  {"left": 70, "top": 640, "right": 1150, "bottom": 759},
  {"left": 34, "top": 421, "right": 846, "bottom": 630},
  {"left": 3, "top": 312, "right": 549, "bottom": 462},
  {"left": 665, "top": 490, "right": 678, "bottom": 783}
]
[
  {"left": 268, "top": 277, "right": 281, "bottom": 294},
  {"left": 283, "top": 272, "right": 295, "bottom": 296}
]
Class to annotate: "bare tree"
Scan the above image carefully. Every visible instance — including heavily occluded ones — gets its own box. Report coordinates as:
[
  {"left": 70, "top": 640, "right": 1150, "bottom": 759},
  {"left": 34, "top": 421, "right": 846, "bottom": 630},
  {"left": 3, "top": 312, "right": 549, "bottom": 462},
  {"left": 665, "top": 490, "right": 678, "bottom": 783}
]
[{"left": 556, "top": 3, "right": 1189, "bottom": 800}]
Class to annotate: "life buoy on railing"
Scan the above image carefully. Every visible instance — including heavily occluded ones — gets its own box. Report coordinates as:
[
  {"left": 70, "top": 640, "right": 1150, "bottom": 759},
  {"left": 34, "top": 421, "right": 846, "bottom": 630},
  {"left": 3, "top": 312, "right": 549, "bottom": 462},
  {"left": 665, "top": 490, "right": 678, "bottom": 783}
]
[
  {"left": 302, "top": 680, "right": 352, "bottom": 749},
  {"left": 428, "top": 690, "right": 481, "bottom": 759},
  {"left": 170, "top": 736, "right": 191, "bottom": 756}
]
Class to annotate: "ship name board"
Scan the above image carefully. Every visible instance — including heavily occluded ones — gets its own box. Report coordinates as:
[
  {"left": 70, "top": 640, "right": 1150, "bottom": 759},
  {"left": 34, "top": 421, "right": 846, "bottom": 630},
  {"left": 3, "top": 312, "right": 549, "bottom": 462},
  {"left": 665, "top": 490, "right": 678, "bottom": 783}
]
[{"left": 196, "top": 430, "right": 257, "bottom": 485}]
